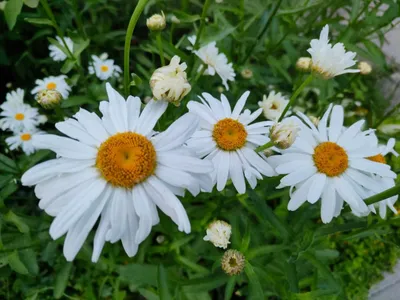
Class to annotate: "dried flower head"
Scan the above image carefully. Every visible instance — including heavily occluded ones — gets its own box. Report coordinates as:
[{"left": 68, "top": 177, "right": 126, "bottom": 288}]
[
  {"left": 221, "top": 249, "right": 245, "bottom": 276},
  {"left": 203, "top": 220, "right": 231, "bottom": 249}
]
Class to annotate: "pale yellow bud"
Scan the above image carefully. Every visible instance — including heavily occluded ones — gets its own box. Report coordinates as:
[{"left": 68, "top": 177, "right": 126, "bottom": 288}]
[
  {"left": 36, "top": 89, "right": 63, "bottom": 109},
  {"left": 240, "top": 68, "right": 253, "bottom": 79},
  {"left": 358, "top": 61, "right": 372, "bottom": 75},
  {"left": 296, "top": 57, "right": 312, "bottom": 71},
  {"left": 270, "top": 120, "right": 300, "bottom": 149},
  {"left": 221, "top": 250, "right": 245, "bottom": 276},
  {"left": 203, "top": 220, "right": 231, "bottom": 249},
  {"left": 146, "top": 12, "right": 166, "bottom": 31}
]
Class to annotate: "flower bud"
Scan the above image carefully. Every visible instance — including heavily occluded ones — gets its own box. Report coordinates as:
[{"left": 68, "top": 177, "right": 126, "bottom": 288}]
[
  {"left": 36, "top": 89, "right": 63, "bottom": 109},
  {"left": 296, "top": 57, "right": 312, "bottom": 71},
  {"left": 147, "top": 12, "right": 166, "bottom": 31},
  {"left": 270, "top": 120, "right": 300, "bottom": 149},
  {"left": 203, "top": 220, "right": 231, "bottom": 249},
  {"left": 221, "top": 250, "right": 245, "bottom": 276},
  {"left": 240, "top": 68, "right": 253, "bottom": 79},
  {"left": 150, "top": 55, "right": 191, "bottom": 106},
  {"left": 358, "top": 61, "right": 372, "bottom": 75}
]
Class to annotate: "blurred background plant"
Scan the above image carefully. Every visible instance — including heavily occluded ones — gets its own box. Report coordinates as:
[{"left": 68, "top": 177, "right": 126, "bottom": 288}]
[{"left": 0, "top": 0, "right": 400, "bottom": 299}]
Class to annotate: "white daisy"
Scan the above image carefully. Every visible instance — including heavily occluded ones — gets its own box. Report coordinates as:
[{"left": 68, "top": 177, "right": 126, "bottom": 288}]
[
  {"left": 6, "top": 88, "right": 24, "bottom": 103},
  {"left": 188, "top": 36, "right": 235, "bottom": 90},
  {"left": 5, "top": 129, "right": 43, "bottom": 155},
  {"left": 89, "top": 54, "right": 122, "bottom": 81},
  {"left": 21, "top": 83, "right": 213, "bottom": 262},
  {"left": 307, "top": 25, "right": 359, "bottom": 78},
  {"left": 31, "top": 75, "right": 71, "bottom": 99},
  {"left": 258, "top": 91, "right": 289, "bottom": 121},
  {"left": 268, "top": 104, "right": 396, "bottom": 223},
  {"left": 49, "top": 36, "right": 74, "bottom": 62},
  {"left": 0, "top": 100, "right": 45, "bottom": 132},
  {"left": 187, "top": 92, "right": 275, "bottom": 194}
]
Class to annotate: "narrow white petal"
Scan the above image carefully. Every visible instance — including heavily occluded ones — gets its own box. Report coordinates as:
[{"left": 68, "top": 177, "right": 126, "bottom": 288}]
[
  {"left": 321, "top": 182, "right": 336, "bottom": 223},
  {"left": 132, "top": 184, "right": 154, "bottom": 244},
  {"left": 136, "top": 100, "right": 168, "bottom": 136},
  {"left": 229, "top": 151, "right": 246, "bottom": 194},
  {"left": 328, "top": 105, "right": 344, "bottom": 142},
  {"left": 231, "top": 91, "right": 250, "bottom": 119},
  {"left": 307, "top": 173, "right": 327, "bottom": 204}
]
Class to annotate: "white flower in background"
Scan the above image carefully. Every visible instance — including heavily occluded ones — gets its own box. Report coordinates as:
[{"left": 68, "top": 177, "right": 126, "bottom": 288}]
[
  {"left": 0, "top": 99, "right": 45, "bottom": 132},
  {"left": 31, "top": 75, "right": 71, "bottom": 99},
  {"left": 21, "top": 83, "right": 213, "bottom": 262},
  {"left": 358, "top": 61, "right": 372, "bottom": 75},
  {"left": 89, "top": 54, "right": 122, "bottom": 81},
  {"left": 49, "top": 36, "right": 74, "bottom": 62},
  {"left": 6, "top": 129, "right": 43, "bottom": 155},
  {"left": 270, "top": 118, "right": 300, "bottom": 149},
  {"left": 146, "top": 11, "right": 166, "bottom": 31},
  {"left": 6, "top": 88, "right": 24, "bottom": 103},
  {"left": 378, "top": 124, "right": 400, "bottom": 135},
  {"left": 150, "top": 55, "right": 191, "bottom": 106},
  {"left": 241, "top": 69, "right": 253, "bottom": 79},
  {"left": 296, "top": 57, "right": 312, "bottom": 71},
  {"left": 307, "top": 25, "right": 359, "bottom": 78},
  {"left": 268, "top": 104, "right": 396, "bottom": 223},
  {"left": 187, "top": 92, "right": 275, "bottom": 194},
  {"left": 188, "top": 36, "right": 236, "bottom": 90},
  {"left": 258, "top": 91, "right": 289, "bottom": 121},
  {"left": 203, "top": 220, "right": 231, "bottom": 249}
]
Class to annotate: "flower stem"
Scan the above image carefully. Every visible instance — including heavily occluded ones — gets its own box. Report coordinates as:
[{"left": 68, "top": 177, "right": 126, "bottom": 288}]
[
  {"left": 72, "top": 0, "right": 87, "bottom": 39},
  {"left": 156, "top": 32, "right": 165, "bottom": 66},
  {"left": 364, "top": 184, "right": 400, "bottom": 206},
  {"left": 278, "top": 74, "right": 313, "bottom": 122},
  {"left": 255, "top": 141, "right": 274, "bottom": 153},
  {"left": 193, "top": 0, "right": 212, "bottom": 50},
  {"left": 124, "top": 0, "right": 149, "bottom": 97}
]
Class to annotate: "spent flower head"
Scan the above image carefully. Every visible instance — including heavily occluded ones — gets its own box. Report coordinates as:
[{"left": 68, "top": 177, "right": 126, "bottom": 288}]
[
  {"left": 221, "top": 250, "right": 245, "bottom": 276},
  {"left": 203, "top": 220, "right": 231, "bottom": 249}
]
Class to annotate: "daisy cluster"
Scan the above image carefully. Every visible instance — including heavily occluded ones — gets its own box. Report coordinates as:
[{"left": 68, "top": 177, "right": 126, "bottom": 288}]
[{"left": 0, "top": 88, "right": 47, "bottom": 155}]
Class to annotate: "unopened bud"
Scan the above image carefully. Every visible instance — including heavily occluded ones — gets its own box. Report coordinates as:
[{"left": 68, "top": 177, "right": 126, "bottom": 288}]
[
  {"left": 270, "top": 120, "right": 300, "bottom": 149},
  {"left": 203, "top": 220, "right": 231, "bottom": 249},
  {"left": 221, "top": 250, "right": 245, "bottom": 276},
  {"left": 36, "top": 89, "right": 62, "bottom": 109},
  {"left": 147, "top": 12, "right": 166, "bottom": 31},
  {"left": 296, "top": 57, "right": 312, "bottom": 71},
  {"left": 358, "top": 61, "right": 372, "bottom": 75},
  {"left": 241, "top": 68, "right": 253, "bottom": 79}
]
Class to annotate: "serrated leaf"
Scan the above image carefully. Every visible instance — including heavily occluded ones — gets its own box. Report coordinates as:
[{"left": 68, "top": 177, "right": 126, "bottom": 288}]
[
  {"left": 157, "top": 265, "right": 172, "bottom": 300},
  {"left": 8, "top": 250, "right": 29, "bottom": 274},
  {"left": 24, "top": 17, "right": 53, "bottom": 26},
  {"left": 245, "top": 262, "right": 264, "bottom": 300},
  {"left": 4, "top": 0, "right": 23, "bottom": 30},
  {"left": 54, "top": 262, "right": 72, "bottom": 299}
]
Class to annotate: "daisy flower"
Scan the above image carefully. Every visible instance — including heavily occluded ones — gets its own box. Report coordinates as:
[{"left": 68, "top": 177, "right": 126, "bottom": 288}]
[
  {"left": 6, "top": 88, "right": 24, "bottom": 103},
  {"left": 268, "top": 104, "right": 396, "bottom": 223},
  {"left": 258, "top": 91, "right": 289, "bottom": 121},
  {"left": 89, "top": 54, "right": 122, "bottom": 81},
  {"left": 187, "top": 92, "right": 275, "bottom": 194},
  {"left": 0, "top": 100, "right": 46, "bottom": 132},
  {"left": 6, "top": 129, "right": 43, "bottom": 155},
  {"left": 31, "top": 75, "right": 71, "bottom": 99},
  {"left": 21, "top": 83, "right": 213, "bottom": 262},
  {"left": 188, "top": 36, "right": 235, "bottom": 90},
  {"left": 49, "top": 36, "right": 74, "bottom": 62},
  {"left": 307, "top": 25, "right": 359, "bottom": 78}
]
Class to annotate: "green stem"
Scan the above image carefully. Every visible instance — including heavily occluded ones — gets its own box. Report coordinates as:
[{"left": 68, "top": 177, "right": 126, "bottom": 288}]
[
  {"left": 278, "top": 74, "right": 313, "bottom": 122},
  {"left": 255, "top": 141, "right": 274, "bottom": 153},
  {"left": 365, "top": 184, "right": 400, "bottom": 206},
  {"left": 124, "top": 0, "right": 149, "bottom": 97},
  {"left": 193, "top": 0, "right": 212, "bottom": 50},
  {"left": 284, "top": 260, "right": 299, "bottom": 293},
  {"left": 72, "top": 0, "right": 87, "bottom": 39},
  {"left": 240, "top": 0, "right": 283, "bottom": 64},
  {"left": 156, "top": 32, "right": 165, "bottom": 66},
  {"left": 374, "top": 83, "right": 400, "bottom": 128}
]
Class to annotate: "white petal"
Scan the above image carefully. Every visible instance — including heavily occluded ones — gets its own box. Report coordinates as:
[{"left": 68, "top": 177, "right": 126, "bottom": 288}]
[
  {"left": 287, "top": 175, "right": 315, "bottom": 210},
  {"left": 92, "top": 200, "right": 112, "bottom": 262},
  {"left": 231, "top": 91, "right": 250, "bottom": 119},
  {"left": 350, "top": 159, "right": 396, "bottom": 178},
  {"left": 280, "top": 165, "right": 316, "bottom": 187},
  {"left": 106, "top": 83, "right": 128, "bottom": 132},
  {"left": 136, "top": 100, "right": 168, "bottom": 136},
  {"left": 187, "top": 101, "right": 217, "bottom": 125},
  {"left": 229, "top": 151, "right": 246, "bottom": 194},
  {"left": 132, "top": 184, "right": 154, "bottom": 244},
  {"left": 121, "top": 195, "right": 139, "bottom": 257},
  {"left": 240, "top": 147, "right": 275, "bottom": 176},
  {"left": 157, "top": 152, "right": 214, "bottom": 174},
  {"left": 220, "top": 94, "right": 232, "bottom": 117},
  {"left": 328, "top": 105, "right": 344, "bottom": 142},
  {"left": 126, "top": 95, "right": 142, "bottom": 131},
  {"left": 307, "top": 173, "right": 327, "bottom": 204},
  {"left": 321, "top": 182, "right": 336, "bottom": 223},
  {"left": 216, "top": 151, "right": 230, "bottom": 191},
  {"left": 108, "top": 188, "right": 128, "bottom": 243}
]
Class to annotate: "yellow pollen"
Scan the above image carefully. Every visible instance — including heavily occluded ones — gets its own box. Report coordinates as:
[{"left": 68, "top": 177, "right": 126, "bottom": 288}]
[
  {"left": 46, "top": 82, "right": 57, "bottom": 89},
  {"left": 96, "top": 132, "right": 156, "bottom": 188},
  {"left": 212, "top": 118, "right": 247, "bottom": 151},
  {"left": 15, "top": 113, "right": 25, "bottom": 121},
  {"left": 313, "top": 142, "right": 348, "bottom": 177},
  {"left": 367, "top": 154, "right": 386, "bottom": 164},
  {"left": 100, "top": 65, "right": 109, "bottom": 72},
  {"left": 20, "top": 133, "right": 31, "bottom": 141}
]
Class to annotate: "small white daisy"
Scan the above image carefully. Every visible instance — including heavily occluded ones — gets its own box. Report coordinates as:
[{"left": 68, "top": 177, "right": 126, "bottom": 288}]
[
  {"left": 6, "top": 129, "right": 43, "bottom": 155},
  {"left": 88, "top": 54, "right": 122, "bottom": 81},
  {"left": 268, "top": 104, "right": 396, "bottom": 223},
  {"left": 187, "top": 92, "right": 275, "bottom": 194},
  {"left": 188, "top": 36, "right": 236, "bottom": 90},
  {"left": 21, "top": 83, "right": 213, "bottom": 262},
  {"left": 307, "top": 25, "right": 359, "bottom": 78},
  {"left": 203, "top": 220, "right": 231, "bottom": 249},
  {"left": 49, "top": 36, "right": 74, "bottom": 62},
  {"left": 0, "top": 100, "right": 46, "bottom": 132},
  {"left": 258, "top": 91, "right": 289, "bottom": 121},
  {"left": 6, "top": 88, "right": 24, "bottom": 103},
  {"left": 31, "top": 75, "right": 71, "bottom": 99}
]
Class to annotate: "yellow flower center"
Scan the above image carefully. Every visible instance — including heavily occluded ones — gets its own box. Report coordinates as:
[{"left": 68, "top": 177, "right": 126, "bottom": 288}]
[
  {"left": 367, "top": 154, "right": 386, "bottom": 164},
  {"left": 20, "top": 133, "right": 31, "bottom": 141},
  {"left": 313, "top": 142, "right": 348, "bottom": 177},
  {"left": 15, "top": 113, "right": 25, "bottom": 121},
  {"left": 46, "top": 82, "right": 57, "bottom": 90},
  {"left": 212, "top": 118, "right": 247, "bottom": 151},
  {"left": 96, "top": 132, "right": 156, "bottom": 188},
  {"left": 100, "top": 65, "right": 109, "bottom": 72}
]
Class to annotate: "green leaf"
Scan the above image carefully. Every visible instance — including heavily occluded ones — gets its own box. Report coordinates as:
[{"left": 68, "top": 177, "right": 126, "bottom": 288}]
[
  {"left": 182, "top": 273, "right": 228, "bottom": 293},
  {"left": 224, "top": 276, "right": 236, "bottom": 300},
  {"left": 171, "top": 11, "right": 201, "bottom": 23},
  {"left": 48, "top": 37, "right": 70, "bottom": 58},
  {"left": 247, "top": 245, "right": 288, "bottom": 260},
  {"left": 19, "top": 249, "right": 39, "bottom": 275},
  {"left": 0, "top": 175, "right": 14, "bottom": 190},
  {"left": 130, "top": 73, "right": 143, "bottom": 87},
  {"left": 277, "top": 1, "right": 324, "bottom": 15},
  {"left": 4, "top": 0, "right": 23, "bottom": 30},
  {"left": 118, "top": 264, "right": 158, "bottom": 286},
  {"left": 73, "top": 39, "right": 90, "bottom": 58},
  {"left": 0, "top": 182, "right": 18, "bottom": 204},
  {"left": 24, "top": 18, "right": 53, "bottom": 26},
  {"left": 245, "top": 262, "right": 264, "bottom": 300},
  {"left": 23, "top": 0, "right": 39, "bottom": 8},
  {"left": 61, "top": 96, "right": 93, "bottom": 108},
  {"left": 54, "top": 262, "right": 72, "bottom": 299},
  {"left": 61, "top": 59, "right": 76, "bottom": 74},
  {"left": 4, "top": 210, "right": 29, "bottom": 233},
  {"left": 8, "top": 250, "right": 29, "bottom": 275},
  {"left": 350, "top": 0, "right": 361, "bottom": 22},
  {"left": 157, "top": 265, "right": 172, "bottom": 300},
  {"left": 0, "top": 153, "right": 18, "bottom": 174}
]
